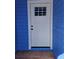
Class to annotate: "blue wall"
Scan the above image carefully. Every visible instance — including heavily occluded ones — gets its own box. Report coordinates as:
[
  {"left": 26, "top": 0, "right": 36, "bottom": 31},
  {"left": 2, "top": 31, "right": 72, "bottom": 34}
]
[
  {"left": 53, "top": 0, "right": 64, "bottom": 57},
  {"left": 15, "top": 0, "right": 64, "bottom": 58},
  {"left": 15, "top": 0, "right": 28, "bottom": 50}
]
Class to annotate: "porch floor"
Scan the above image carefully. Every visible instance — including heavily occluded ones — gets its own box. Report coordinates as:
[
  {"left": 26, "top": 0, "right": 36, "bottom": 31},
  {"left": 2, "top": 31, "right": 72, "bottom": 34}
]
[{"left": 15, "top": 51, "right": 55, "bottom": 59}]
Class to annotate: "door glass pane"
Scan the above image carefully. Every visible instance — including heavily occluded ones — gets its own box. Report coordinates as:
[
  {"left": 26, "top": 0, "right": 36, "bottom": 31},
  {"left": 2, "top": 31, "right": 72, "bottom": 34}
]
[
  {"left": 39, "top": 12, "right": 43, "bottom": 16},
  {"left": 35, "top": 7, "right": 39, "bottom": 11},
  {"left": 43, "top": 7, "right": 46, "bottom": 11},
  {"left": 35, "top": 12, "right": 39, "bottom": 16},
  {"left": 34, "top": 7, "right": 47, "bottom": 16}
]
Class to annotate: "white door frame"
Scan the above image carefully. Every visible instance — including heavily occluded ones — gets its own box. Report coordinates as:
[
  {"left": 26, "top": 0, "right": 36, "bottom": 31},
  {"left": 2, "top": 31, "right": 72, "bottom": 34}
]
[{"left": 27, "top": 0, "right": 53, "bottom": 50}]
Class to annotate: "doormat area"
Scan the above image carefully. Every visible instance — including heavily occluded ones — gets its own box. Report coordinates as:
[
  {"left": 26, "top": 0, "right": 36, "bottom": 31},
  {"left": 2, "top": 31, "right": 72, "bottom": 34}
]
[{"left": 15, "top": 51, "right": 55, "bottom": 59}]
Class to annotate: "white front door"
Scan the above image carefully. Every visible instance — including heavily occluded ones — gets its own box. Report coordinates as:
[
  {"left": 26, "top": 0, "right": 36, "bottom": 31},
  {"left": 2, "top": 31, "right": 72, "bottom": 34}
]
[{"left": 30, "top": 3, "right": 51, "bottom": 48}]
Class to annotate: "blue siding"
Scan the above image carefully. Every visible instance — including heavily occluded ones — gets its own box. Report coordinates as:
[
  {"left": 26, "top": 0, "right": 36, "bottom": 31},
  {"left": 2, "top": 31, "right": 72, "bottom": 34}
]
[
  {"left": 15, "top": 0, "right": 28, "bottom": 50},
  {"left": 15, "top": 0, "right": 64, "bottom": 58},
  {"left": 53, "top": 0, "right": 64, "bottom": 57}
]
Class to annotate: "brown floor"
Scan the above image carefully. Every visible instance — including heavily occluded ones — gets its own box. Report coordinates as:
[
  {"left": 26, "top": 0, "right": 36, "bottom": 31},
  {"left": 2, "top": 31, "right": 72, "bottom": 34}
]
[{"left": 16, "top": 51, "right": 55, "bottom": 59}]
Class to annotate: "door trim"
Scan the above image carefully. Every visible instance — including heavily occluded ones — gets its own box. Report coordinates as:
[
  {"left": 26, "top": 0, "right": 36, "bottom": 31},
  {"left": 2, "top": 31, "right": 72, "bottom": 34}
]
[{"left": 27, "top": 0, "right": 53, "bottom": 50}]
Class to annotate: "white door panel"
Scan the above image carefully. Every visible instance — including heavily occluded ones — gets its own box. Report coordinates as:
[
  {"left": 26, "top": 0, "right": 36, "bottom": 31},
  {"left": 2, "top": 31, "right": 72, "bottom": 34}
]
[{"left": 30, "top": 3, "right": 51, "bottom": 47}]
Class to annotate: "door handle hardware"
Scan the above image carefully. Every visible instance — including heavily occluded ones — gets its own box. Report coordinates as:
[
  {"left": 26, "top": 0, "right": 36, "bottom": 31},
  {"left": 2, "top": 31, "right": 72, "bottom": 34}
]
[
  {"left": 31, "top": 28, "right": 33, "bottom": 30},
  {"left": 31, "top": 25, "right": 33, "bottom": 27}
]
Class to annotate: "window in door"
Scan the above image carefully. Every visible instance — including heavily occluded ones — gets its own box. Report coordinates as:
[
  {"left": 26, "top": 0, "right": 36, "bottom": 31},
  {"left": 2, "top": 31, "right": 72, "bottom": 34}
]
[{"left": 35, "top": 7, "right": 47, "bottom": 16}]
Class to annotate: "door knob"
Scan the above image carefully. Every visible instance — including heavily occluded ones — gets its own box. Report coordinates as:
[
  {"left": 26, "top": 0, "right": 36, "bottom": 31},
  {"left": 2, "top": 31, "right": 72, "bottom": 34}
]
[
  {"left": 31, "top": 28, "right": 33, "bottom": 30},
  {"left": 31, "top": 25, "right": 33, "bottom": 27}
]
